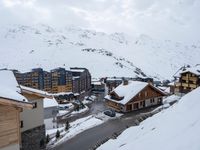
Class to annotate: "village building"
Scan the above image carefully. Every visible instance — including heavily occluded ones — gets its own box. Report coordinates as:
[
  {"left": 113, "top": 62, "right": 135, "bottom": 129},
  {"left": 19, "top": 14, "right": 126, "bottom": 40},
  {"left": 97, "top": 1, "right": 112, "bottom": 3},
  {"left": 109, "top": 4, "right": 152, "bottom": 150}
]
[
  {"left": 20, "top": 85, "right": 50, "bottom": 150},
  {"left": 91, "top": 80, "right": 105, "bottom": 93},
  {"left": 105, "top": 81, "right": 166, "bottom": 112},
  {"left": 70, "top": 67, "right": 92, "bottom": 99},
  {"left": 43, "top": 97, "right": 59, "bottom": 119},
  {"left": 43, "top": 97, "right": 59, "bottom": 130},
  {"left": 13, "top": 67, "right": 91, "bottom": 96},
  {"left": 174, "top": 65, "right": 200, "bottom": 95},
  {"left": 0, "top": 70, "right": 33, "bottom": 150},
  {"left": 105, "top": 77, "right": 123, "bottom": 93}
]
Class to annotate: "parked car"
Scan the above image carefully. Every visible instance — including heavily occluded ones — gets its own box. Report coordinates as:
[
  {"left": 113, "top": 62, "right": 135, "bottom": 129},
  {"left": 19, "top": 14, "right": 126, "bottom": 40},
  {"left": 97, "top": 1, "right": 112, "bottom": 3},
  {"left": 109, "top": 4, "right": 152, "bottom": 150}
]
[{"left": 104, "top": 109, "right": 116, "bottom": 117}]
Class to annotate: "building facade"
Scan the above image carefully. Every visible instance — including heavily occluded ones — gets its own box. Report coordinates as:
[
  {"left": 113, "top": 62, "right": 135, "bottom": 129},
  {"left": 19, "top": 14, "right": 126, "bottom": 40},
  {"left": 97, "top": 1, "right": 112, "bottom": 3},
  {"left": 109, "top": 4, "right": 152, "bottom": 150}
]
[
  {"left": 70, "top": 68, "right": 91, "bottom": 95},
  {"left": 14, "top": 67, "right": 91, "bottom": 95},
  {"left": 105, "top": 81, "right": 166, "bottom": 112},
  {"left": 174, "top": 65, "right": 200, "bottom": 95},
  {"left": 20, "top": 86, "right": 49, "bottom": 150}
]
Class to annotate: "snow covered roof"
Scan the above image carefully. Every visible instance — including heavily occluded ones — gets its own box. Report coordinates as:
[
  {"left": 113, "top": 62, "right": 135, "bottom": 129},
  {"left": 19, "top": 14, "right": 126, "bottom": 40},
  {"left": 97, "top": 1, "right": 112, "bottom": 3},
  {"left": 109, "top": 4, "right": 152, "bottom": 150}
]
[
  {"left": 105, "top": 81, "right": 166, "bottom": 105},
  {"left": 105, "top": 81, "right": 147, "bottom": 105},
  {"left": 106, "top": 78, "right": 122, "bottom": 81},
  {"left": 70, "top": 69, "right": 85, "bottom": 72},
  {"left": 92, "top": 81, "right": 102, "bottom": 85},
  {"left": 43, "top": 97, "right": 58, "bottom": 108},
  {"left": 168, "top": 82, "right": 175, "bottom": 86},
  {"left": 0, "top": 70, "right": 27, "bottom": 102},
  {"left": 175, "top": 65, "right": 200, "bottom": 77},
  {"left": 20, "top": 85, "right": 50, "bottom": 98},
  {"left": 99, "top": 87, "right": 200, "bottom": 150},
  {"left": 0, "top": 70, "right": 33, "bottom": 108},
  {"left": 181, "top": 65, "right": 200, "bottom": 75},
  {"left": 73, "top": 76, "right": 80, "bottom": 79},
  {"left": 50, "top": 92, "right": 73, "bottom": 96}
]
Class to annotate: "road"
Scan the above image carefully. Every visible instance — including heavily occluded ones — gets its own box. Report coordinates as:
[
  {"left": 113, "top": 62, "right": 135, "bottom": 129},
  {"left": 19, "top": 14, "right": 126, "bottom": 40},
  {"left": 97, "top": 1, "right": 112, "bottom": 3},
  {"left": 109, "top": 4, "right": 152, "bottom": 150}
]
[
  {"left": 51, "top": 107, "right": 156, "bottom": 150},
  {"left": 57, "top": 93, "right": 107, "bottom": 124}
]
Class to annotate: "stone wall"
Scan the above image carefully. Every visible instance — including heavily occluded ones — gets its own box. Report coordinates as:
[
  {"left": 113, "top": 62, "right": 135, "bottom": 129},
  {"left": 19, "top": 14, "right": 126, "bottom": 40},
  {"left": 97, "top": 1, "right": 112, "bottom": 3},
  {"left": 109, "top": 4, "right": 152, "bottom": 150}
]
[{"left": 21, "top": 125, "right": 46, "bottom": 150}]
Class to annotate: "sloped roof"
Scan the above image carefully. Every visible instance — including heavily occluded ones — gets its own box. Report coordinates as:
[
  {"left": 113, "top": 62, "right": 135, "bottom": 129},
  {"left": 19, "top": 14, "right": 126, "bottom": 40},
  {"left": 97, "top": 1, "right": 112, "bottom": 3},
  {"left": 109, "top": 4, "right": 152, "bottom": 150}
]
[
  {"left": 174, "top": 65, "right": 200, "bottom": 77},
  {"left": 181, "top": 66, "right": 200, "bottom": 76},
  {"left": 0, "top": 70, "right": 27, "bottom": 102},
  {"left": 43, "top": 97, "right": 58, "bottom": 108},
  {"left": 0, "top": 70, "right": 33, "bottom": 108},
  {"left": 105, "top": 81, "right": 166, "bottom": 105},
  {"left": 20, "top": 85, "right": 51, "bottom": 98}
]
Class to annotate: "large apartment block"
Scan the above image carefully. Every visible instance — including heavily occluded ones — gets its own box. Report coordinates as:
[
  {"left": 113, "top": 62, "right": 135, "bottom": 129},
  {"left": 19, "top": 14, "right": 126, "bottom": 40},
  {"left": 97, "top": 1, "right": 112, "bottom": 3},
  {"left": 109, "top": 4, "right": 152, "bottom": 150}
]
[
  {"left": 13, "top": 67, "right": 91, "bottom": 94},
  {"left": 70, "top": 67, "right": 91, "bottom": 94}
]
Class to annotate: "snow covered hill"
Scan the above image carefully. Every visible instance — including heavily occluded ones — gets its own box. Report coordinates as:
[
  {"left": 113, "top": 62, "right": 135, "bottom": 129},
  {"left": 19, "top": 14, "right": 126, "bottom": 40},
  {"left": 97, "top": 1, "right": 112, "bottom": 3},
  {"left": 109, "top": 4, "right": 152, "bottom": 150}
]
[
  {"left": 98, "top": 87, "right": 200, "bottom": 150},
  {"left": 0, "top": 24, "right": 200, "bottom": 79}
]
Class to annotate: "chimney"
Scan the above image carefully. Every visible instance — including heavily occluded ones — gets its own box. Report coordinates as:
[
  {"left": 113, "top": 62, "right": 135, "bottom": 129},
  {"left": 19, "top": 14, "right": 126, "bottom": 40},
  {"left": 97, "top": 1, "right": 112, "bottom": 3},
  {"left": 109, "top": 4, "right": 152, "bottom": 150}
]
[{"left": 123, "top": 79, "right": 128, "bottom": 85}]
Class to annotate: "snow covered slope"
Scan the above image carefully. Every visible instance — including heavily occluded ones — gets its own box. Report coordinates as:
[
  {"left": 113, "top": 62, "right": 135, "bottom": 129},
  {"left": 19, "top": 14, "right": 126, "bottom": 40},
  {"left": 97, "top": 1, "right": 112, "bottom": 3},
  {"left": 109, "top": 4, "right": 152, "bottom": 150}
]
[
  {"left": 98, "top": 87, "right": 200, "bottom": 150},
  {"left": 0, "top": 24, "right": 200, "bottom": 79}
]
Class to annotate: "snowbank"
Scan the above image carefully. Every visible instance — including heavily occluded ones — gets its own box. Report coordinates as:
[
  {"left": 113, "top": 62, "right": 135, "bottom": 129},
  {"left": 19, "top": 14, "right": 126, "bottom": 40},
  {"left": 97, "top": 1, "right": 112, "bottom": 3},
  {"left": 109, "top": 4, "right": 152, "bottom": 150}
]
[
  {"left": 47, "top": 115, "right": 104, "bottom": 147},
  {"left": 71, "top": 105, "right": 89, "bottom": 115}
]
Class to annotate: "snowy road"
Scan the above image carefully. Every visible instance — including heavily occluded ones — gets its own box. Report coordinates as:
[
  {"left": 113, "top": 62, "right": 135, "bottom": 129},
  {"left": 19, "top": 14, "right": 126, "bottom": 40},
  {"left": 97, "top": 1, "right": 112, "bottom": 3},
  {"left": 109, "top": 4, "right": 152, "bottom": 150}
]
[{"left": 52, "top": 107, "right": 157, "bottom": 150}]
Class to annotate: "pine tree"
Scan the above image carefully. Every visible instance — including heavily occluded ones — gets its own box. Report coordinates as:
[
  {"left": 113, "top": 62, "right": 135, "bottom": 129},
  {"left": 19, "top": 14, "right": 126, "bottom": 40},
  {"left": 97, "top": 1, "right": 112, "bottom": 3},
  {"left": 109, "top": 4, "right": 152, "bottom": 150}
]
[
  {"left": 46, "top": 134, "right": 50, "bottom": 143},
  {"left": 65, "top": 121, "right": 70, "bottom": 131},
  {"left": 56, "top": 130, "right": 60, "bottom": 139}
]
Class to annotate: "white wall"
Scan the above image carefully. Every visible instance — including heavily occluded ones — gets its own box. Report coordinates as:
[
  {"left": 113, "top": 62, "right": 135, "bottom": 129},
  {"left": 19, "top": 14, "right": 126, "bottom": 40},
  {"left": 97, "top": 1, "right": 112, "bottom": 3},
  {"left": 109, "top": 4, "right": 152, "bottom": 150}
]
[{"left": 20, "top": 100, "right": 44, "bottom": 132}]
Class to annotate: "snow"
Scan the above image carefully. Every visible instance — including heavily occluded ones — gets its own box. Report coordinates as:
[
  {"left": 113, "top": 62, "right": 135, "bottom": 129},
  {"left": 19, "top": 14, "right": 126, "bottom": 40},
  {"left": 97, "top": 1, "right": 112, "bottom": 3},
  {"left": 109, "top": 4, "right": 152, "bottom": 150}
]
[
  {"left": 82, "top": 99, "right": 92, "bottom": 105},
  {"left": 181, "top": 65, "right": 200, "bottom": 76},
  {"left": 47, "top": 111, "right": 123, "bottom": 148},
  {"left": 58, "top": 110, "right": 70, "bottom": 116},
  {"left": 71, "top": 105, "right": 89, "bottom": 115},
  {"left": 70, "top": 69, "right": 85, "bottom": 72},
  {"left": 50, "top": 92, "right": 73, "bottom": 96},
  {"left": 0, "top": 70, "right": 27, "bottom": 102},
  {"left": 47, "top": 115, "right": 104, "bottom": 147},
  {"left": 1, "top": 24, "right": 200, "bottom": 80},
  {"left": 98, "top": 87, "right": 200, "bottom": 150},
  {"left": 163, "top": 95, "right": 181, "bottom": 104},
  {"left": 44, "top": 97, "right": 58, "bottom": 108},
  {"left": 105, "top": 81, "right": 148, "bottom": 105},
  {"left": 20, "top": 85, "right": 49, "bottom": 96},
  {"left": 92, "top": 81, "right": 102, "bottom": 85},
  {"left": 164, "top": 87, "right": 170, "bottom": 93},
  {"left": 174, "top": 65, "right": 200, "bottom": 77}
]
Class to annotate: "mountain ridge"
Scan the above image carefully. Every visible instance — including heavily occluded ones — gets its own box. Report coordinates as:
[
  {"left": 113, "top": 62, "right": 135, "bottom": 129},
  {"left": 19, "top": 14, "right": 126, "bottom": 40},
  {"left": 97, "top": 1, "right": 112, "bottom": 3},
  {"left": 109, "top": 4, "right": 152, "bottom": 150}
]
[{"left": 0, "top": 24, "right": 200, "bottom": 79}]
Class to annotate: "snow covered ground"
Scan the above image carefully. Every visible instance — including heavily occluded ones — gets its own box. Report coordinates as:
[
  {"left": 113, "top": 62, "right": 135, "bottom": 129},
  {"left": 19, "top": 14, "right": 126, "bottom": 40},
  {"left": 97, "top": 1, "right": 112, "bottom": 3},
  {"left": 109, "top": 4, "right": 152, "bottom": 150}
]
[
  {"left": 98, "top": 87, "right": 200, "bottom": 150},
  {"left": 71, "top": 105, "right": 89, "bottom": 115},
  {"left": 46, "top": 111, "right": 122, "bottom": 148}
]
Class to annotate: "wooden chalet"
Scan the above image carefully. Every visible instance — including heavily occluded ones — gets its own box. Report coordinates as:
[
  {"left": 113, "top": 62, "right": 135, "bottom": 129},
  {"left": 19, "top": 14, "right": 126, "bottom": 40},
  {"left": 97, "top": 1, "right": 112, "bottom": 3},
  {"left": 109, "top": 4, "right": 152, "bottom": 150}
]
[
  {"left": 174, "top": 65, "right": 200, "bottom": 95},
  {"left": 105, "top": 81, "right": 166, "bottom": 112},
  {"left": 0, "top": 70, "right": 33, "bottom": 150}
]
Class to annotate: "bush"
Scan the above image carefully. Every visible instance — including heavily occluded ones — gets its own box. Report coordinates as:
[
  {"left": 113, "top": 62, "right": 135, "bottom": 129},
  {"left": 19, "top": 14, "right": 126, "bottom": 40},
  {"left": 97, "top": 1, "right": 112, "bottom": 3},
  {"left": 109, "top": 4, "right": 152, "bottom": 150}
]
[
  {"left": 65, "top": 121, "right": 70, "bottom": 131},
  {"left": 46, "top": 134, "right": 50, "bottom": 143},
  {"left": 56, "top": 130, "right": 60, "bottom": 139},
  {"left": 40, "top": 138, "right": 45, "bottom": 148}
]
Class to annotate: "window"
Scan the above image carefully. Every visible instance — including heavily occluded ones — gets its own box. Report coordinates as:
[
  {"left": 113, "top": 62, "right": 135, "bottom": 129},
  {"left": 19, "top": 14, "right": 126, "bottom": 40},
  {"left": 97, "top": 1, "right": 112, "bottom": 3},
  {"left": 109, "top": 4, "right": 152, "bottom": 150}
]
[
  {"left": 20, "top": 121, "right": 23, "bottom": 128},
  {"left": 145, "top": 91, "right": 148, "bottom": 97},
  {"left": 150, "top": 99, "right": 155, "bottom": 103},
  {"left": 33, "top": 102, "right": 37, "bottom": 108},
  {"left": 138, "top": 93, "right": 141, "bottom": 97}
]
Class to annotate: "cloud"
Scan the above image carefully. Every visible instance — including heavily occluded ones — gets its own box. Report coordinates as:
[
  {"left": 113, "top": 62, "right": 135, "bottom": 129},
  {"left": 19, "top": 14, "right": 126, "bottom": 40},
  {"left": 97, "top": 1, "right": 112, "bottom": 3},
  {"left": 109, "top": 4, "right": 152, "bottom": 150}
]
[{"left": 0, "top": 0, "right": 200, "bottom": 42}]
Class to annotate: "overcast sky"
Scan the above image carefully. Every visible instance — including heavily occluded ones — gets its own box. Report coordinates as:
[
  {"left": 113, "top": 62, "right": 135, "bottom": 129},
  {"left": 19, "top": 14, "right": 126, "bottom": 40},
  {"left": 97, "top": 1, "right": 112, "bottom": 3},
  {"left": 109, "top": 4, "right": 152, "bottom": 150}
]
[{"left": 0, "top": 0, "right": 200, "bottom": 42}]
